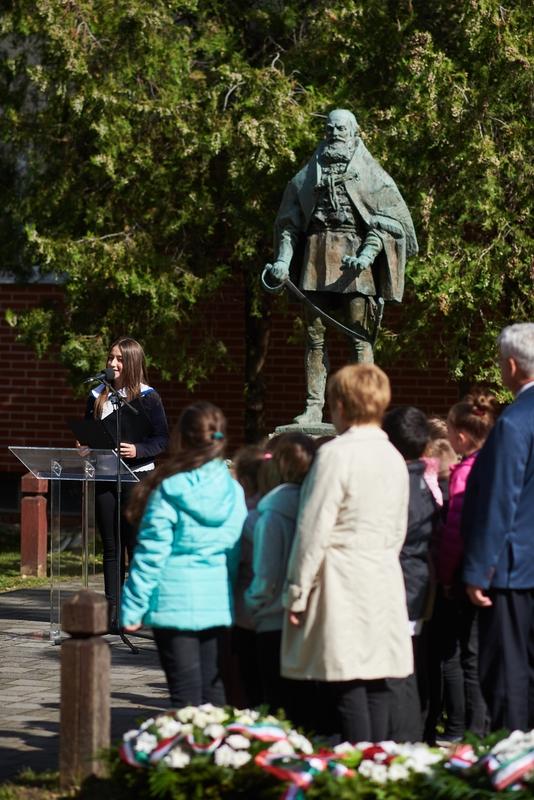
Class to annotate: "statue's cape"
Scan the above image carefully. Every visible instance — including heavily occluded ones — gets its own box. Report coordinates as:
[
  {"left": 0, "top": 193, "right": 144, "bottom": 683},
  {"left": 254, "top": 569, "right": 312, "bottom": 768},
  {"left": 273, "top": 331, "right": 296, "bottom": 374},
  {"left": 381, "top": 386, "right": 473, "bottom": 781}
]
[{"left": 274, "top": 140, "right": 418, "bottom": 302}]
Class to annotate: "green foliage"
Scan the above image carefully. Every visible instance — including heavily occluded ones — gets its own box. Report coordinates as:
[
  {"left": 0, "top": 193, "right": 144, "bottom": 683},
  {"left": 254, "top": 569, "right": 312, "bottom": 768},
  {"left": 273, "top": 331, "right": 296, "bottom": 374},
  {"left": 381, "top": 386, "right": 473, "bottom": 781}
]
[
  {"left": 271, "top": 0, "right": 534, "bottom": 380},
  {"left": 105, "top": 740, "right": 534, "bottom": 800},
  {"left": 1, "top": 1, "right": 532, "bottom": 385},
  {"left": 1, "top": 0, "right": 315, "bottom": 382},
  {"left": 107, "top": 755, "right": 282, "bottom": 800},
  {"left": 305, "top": 767, "right": 534, "bottom": 799},
  {"left": 0, "top": 769, "right": 62, "bottom": 800},
  {"left": 2, "top": 731, "right": 534, "bottom": 800}
]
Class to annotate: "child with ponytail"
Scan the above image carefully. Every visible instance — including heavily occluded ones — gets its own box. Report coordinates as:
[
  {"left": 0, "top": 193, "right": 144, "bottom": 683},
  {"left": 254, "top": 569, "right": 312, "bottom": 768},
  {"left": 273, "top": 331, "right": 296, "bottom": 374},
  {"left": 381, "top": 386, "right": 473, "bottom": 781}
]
[
  {"left": 429, "top": 391, "right": 499, "bottom": 743},
  {"left": 121, "top": 402, "right": 247, "bottom": 708},
  {"left": 439, "top": 392, "right": 500, "bottom": 590}
]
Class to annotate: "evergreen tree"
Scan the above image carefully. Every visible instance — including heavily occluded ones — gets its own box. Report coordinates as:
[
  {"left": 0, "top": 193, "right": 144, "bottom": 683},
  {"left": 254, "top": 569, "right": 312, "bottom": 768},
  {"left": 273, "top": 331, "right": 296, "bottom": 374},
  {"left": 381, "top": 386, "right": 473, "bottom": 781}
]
[{"left": 1, "top": 1, "right": 532, "bottom": 429}]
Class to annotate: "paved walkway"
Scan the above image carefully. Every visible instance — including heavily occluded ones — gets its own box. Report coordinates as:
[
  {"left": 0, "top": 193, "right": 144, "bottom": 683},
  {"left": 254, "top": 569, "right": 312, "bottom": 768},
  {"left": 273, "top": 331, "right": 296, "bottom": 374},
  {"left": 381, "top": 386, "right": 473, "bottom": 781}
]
[{"left": 0, "top": 585, "right": 168, "bottom": 780}]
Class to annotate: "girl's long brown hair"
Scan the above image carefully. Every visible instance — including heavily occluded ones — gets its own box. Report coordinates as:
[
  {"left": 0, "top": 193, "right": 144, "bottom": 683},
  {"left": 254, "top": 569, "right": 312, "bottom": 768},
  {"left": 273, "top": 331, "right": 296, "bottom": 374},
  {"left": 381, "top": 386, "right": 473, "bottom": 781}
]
[
  {"left": 258, "top": 432, "right": 316, "bottom": 496},
  {"left": 127, "top": 401, "right": 227, "bottom": 524},
  {"left": 94, "top": 337, "right": 148, "bottom": 419},
  {"left": 448, "top": 389, "right": 500, "bottom": 446}
]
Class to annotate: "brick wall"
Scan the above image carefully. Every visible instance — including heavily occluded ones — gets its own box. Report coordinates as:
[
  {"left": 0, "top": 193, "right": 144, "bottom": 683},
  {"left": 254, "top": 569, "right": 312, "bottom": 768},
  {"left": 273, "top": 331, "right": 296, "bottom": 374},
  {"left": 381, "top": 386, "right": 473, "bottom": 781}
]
[{"left": 0, "top": 281, "right": 460, "bottom": 474}]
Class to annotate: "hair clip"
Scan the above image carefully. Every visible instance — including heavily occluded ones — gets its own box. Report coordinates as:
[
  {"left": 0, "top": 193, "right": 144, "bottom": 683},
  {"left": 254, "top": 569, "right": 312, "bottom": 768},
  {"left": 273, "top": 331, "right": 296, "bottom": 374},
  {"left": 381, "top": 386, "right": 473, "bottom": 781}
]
[
  {"left": 212, "top": 431, "right": 224, "bottom": 440},
  {"left": 263, "top": 452, "right": 273, "bottom": 460},
  {"left": 472, "top": 407, "right": 485, "bottom": 417}
]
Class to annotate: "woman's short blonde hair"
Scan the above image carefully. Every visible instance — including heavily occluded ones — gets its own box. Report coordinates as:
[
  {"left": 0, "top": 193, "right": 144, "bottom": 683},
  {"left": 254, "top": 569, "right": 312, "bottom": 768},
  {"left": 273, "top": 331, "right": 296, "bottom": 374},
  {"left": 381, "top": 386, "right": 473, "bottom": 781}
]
[{"left": 327, "top": 364, "right": 391, "bottom": 424}]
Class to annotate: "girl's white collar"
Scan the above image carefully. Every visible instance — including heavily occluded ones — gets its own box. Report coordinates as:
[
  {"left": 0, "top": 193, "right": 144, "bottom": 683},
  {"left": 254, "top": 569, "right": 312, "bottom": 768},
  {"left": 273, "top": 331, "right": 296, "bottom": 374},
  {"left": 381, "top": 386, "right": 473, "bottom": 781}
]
[{"left": 91, "top": 381, "right": 150, "bottom": 398}]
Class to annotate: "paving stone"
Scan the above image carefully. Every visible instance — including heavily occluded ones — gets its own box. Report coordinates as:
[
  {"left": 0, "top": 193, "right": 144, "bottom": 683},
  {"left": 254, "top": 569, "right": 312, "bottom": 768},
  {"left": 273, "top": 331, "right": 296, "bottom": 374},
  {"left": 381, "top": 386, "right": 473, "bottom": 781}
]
[{"left": 0, "top": 587, "right": 165, "bottom": 781}]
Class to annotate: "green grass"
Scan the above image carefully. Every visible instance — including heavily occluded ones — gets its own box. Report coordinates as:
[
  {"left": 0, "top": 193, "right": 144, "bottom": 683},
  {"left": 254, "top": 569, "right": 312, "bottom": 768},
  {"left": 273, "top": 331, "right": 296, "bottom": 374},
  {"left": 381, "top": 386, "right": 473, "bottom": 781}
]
[
  {"left": 0, "top": 523, "right": 48, "bottom": 593},
  {"left": 0, "top": 770, "right": 65, "bottom": 800},
  {"left": 0, "top": 523, "right": 103, "bottom": 594},
  {"left": 0, "top": 769, "right": 114, "bottom": 799}
]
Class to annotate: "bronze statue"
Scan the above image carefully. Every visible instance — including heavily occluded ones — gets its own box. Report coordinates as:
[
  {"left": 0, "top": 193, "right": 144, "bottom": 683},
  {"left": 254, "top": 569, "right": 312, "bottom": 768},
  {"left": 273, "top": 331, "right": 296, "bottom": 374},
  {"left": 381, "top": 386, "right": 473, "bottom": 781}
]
[{"left": 264, "top": 109, "right": 418, "bottom": 425}]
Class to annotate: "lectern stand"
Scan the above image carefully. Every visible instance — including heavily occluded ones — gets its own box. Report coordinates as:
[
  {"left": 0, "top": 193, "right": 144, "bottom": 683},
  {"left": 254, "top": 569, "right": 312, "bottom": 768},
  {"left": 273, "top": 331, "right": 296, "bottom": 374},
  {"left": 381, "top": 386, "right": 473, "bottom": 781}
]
[{"left": 9, "top": 446, "right": 138, "bottom": 642}]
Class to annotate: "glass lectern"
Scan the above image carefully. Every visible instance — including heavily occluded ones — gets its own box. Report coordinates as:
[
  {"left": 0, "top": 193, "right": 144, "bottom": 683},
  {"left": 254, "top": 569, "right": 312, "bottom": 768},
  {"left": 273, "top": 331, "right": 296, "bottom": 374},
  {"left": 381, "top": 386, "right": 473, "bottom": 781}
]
[{"left": 9, "top": 446, "right": 138, "bottom": 642}]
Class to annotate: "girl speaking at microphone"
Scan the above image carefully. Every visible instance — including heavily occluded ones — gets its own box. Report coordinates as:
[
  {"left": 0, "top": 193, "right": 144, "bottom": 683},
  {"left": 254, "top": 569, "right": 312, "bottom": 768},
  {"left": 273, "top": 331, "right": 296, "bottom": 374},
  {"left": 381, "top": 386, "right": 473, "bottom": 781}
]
[{"left": 86, "top": 336, "right": 169, "bottom": 632}]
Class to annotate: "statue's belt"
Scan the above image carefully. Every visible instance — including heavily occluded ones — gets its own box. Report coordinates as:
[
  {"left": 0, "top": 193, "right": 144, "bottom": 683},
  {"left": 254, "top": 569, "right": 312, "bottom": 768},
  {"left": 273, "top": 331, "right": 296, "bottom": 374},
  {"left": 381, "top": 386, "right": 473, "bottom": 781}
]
[{"left": 261, "top": 266, "right": 384, "bottom": 346}]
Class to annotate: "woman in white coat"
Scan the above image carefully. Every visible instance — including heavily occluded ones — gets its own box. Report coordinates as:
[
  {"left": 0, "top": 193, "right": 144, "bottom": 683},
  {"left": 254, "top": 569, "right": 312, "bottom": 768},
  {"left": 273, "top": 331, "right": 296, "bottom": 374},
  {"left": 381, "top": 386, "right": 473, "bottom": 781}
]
[{"left": 281, "top": 364, "right": 413, "bottom": 742}]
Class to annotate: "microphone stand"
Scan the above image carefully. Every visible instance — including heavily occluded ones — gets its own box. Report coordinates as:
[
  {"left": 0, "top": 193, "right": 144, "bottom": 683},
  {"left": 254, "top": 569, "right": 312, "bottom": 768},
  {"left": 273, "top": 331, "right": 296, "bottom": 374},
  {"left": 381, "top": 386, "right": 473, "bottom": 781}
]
[{"left": 103, "top": 377, "right": 140, "bottom": 655}]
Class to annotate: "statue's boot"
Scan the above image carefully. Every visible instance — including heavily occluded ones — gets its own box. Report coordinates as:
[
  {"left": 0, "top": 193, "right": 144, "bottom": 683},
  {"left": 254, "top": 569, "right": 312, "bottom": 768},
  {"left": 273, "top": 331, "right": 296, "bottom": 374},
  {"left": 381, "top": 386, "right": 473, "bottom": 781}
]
[{"left": 293, "top": 335, "right": 329, "bottom": 425}]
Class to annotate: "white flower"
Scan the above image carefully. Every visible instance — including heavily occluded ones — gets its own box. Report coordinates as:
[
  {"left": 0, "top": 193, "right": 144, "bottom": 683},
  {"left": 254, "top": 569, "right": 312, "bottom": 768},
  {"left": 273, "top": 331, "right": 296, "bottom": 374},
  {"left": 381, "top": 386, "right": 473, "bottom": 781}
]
[
  {"left": 214, "top": 744, "right": 252, "bottom": 768},
  {"left": 288, "top": 731, "right": 313, "bottom": 755},
  {"left": 234, "top": 713, "right": 255, "bottom": 725},
  {"left": 177, "top": 706, "right": 197, "bottom": 723},
  {"left": 225, "top": 734, "right": 251, "bottom": 750},
  {"left": 123, "top": 729, "right": 138, "bottom": 742},
  {"left": 213, "top": 744, "right": 234, "bottom": 767},
  {"left": 378, "top": 740, "right": 397, "bottom": 754},
  {"left": 232, "top": 750, "right": 251, "bottom": 768},
  {"left": 391, "top": 743, "right": 442, "bottom": 774},
  {"left": 196, "top": 704, "right": 228, "bottom": 724},
  {"left": 192, "top": 711, "right": 209, "bottom": 729},
  {"left": 370, "top": 764, "right": 388, "bottom": 783},
  {"left": 233, "top": 709, "right": 261, "bottom": 725},
  {"left": 358, "top": 759, "right": 375, "bottom": 778},
  {"left": 155, "top": 716, "right": 182, "bottom": 739},
  {"left": 388, "top": 762, "right": 410, "bottom": 781},
  {"left": 358, "top": 760, "right": 388, "bottom": 783},
  {"left": 204, "top": 723, "right": 226, "bottom": 739},
  {"left": 163, "top": 745, "right": 191, "bottom": 769},
  {"left": 134, "top": 732, "right": 158, "bottom": 754},
  {"left": 139, "top": 717, "right": 155, "bottom": 731},
  {"left": 267, "top": 739, "right": 295, "bottom": 757},
  {"left": 209, "top": 707, "right": 230, "bottom": 723},
  {"left": 198, "top": 703, "right": 216, "bottom": 713},
  {"left": 333, "top": 741, "right": 357, "bottom": 755},
  {"left": 234, "top": 750, "right": 252, "bottom": 769},
  {"left": 491, "top": 729, "right": 534, "bottom": 759}
]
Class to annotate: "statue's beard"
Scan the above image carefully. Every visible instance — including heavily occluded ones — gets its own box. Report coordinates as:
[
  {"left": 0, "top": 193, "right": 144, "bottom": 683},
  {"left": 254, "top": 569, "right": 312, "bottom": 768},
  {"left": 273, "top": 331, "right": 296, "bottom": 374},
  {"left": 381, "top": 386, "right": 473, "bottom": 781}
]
[{"left": 322, "top": 139, "right": 356, "bottom": 165}]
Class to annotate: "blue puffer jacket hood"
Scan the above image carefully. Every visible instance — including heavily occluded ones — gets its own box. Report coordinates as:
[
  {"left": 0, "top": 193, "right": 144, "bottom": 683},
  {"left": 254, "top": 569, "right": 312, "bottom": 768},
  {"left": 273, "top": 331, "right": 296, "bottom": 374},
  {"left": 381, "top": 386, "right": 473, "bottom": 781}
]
[
  {"left": 165, "top": 458, "right": 241, "bottom": 527},
  {"left": 256, "top": 482, "right": 301, "bottom": 520},
  {"left": 245, "top": 483, "right": 301, "bottom": 633}
]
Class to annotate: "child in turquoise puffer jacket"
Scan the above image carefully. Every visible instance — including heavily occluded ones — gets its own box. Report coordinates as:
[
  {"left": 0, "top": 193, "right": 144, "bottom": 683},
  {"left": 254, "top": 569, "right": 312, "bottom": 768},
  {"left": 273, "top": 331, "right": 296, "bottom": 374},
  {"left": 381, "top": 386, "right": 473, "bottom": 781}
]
[
  {"left": 121, "top": 401, "right": 247, "bottom": 708},
  {"left": 245, "top": 432, "right": 316, "bottom": 714}
]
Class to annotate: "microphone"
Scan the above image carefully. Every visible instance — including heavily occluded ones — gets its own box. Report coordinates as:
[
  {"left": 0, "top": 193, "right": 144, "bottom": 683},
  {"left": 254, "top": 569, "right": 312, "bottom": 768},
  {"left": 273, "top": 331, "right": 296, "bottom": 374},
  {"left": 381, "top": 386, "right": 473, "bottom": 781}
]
[{"left": 82, "top": 367, "right": 116, "bottom": 384}]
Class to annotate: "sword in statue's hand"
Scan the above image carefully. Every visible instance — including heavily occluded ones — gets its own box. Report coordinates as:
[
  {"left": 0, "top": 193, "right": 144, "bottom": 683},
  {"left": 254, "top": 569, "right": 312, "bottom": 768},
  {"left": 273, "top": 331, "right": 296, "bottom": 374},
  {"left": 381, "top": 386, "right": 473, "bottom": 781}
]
[{"left": 261, "top": 262, "right": 383, "bottom": 345}]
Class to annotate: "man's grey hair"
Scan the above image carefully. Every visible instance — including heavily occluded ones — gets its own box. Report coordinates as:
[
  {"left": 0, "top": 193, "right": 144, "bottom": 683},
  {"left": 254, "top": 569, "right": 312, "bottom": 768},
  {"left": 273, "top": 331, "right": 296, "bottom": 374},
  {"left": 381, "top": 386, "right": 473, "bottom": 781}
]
[{"left": 498, "top": 323, "right": 534, "bottom": 376}]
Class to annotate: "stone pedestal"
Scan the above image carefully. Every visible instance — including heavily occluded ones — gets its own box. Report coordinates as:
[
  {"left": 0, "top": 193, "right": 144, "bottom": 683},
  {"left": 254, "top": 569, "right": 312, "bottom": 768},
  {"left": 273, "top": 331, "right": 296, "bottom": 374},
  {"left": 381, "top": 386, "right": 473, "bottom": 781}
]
[
  {"left": 274, "top": 422, "right": 336, "bottom": 438},
  {"left": 20, "top": 473, "right": 48, "bottom": 577}
]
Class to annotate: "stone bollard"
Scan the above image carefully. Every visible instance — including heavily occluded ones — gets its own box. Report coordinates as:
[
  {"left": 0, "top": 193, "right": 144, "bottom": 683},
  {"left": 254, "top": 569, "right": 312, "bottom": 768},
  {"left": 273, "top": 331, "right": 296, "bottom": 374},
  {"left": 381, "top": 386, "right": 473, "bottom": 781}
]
[
  {"left": 60, "top": 590, "right": 110, "bottom": 789},
  {"left": 20, "top": 472, "right": 48, "bottom": 577}
]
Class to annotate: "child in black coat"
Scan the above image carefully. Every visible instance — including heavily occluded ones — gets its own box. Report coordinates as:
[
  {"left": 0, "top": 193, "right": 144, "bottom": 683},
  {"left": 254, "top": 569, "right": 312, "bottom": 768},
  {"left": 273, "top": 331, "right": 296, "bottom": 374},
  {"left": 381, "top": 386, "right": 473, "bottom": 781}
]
[{"left": 383, "top": 406, "right": 441, "bottom": 741}]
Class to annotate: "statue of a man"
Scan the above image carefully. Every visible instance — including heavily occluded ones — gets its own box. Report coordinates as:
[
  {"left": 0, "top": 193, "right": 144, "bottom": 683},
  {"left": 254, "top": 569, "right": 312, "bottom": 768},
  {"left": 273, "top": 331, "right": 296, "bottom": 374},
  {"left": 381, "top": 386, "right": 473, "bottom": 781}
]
[{"left": 268, "top": 109, "right": 418, "bottom": 425}]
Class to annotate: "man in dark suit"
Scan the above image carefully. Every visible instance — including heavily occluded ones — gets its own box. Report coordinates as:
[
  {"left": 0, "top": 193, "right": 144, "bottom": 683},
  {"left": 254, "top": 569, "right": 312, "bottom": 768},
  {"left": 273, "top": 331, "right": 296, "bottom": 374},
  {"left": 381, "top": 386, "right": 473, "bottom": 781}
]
[{"left": 462, "top": 322, "right": 534, "bottom": 731}]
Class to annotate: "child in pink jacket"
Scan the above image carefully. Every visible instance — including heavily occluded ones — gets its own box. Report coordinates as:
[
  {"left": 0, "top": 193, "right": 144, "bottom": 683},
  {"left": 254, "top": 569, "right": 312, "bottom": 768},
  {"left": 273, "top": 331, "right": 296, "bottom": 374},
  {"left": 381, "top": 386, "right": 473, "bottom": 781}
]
[
  {"left": 439, "top": 394, "right": 499, "bottom": 587},
  {"left": 428, "top": 391, "right": 499, "bottom": 744}
]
